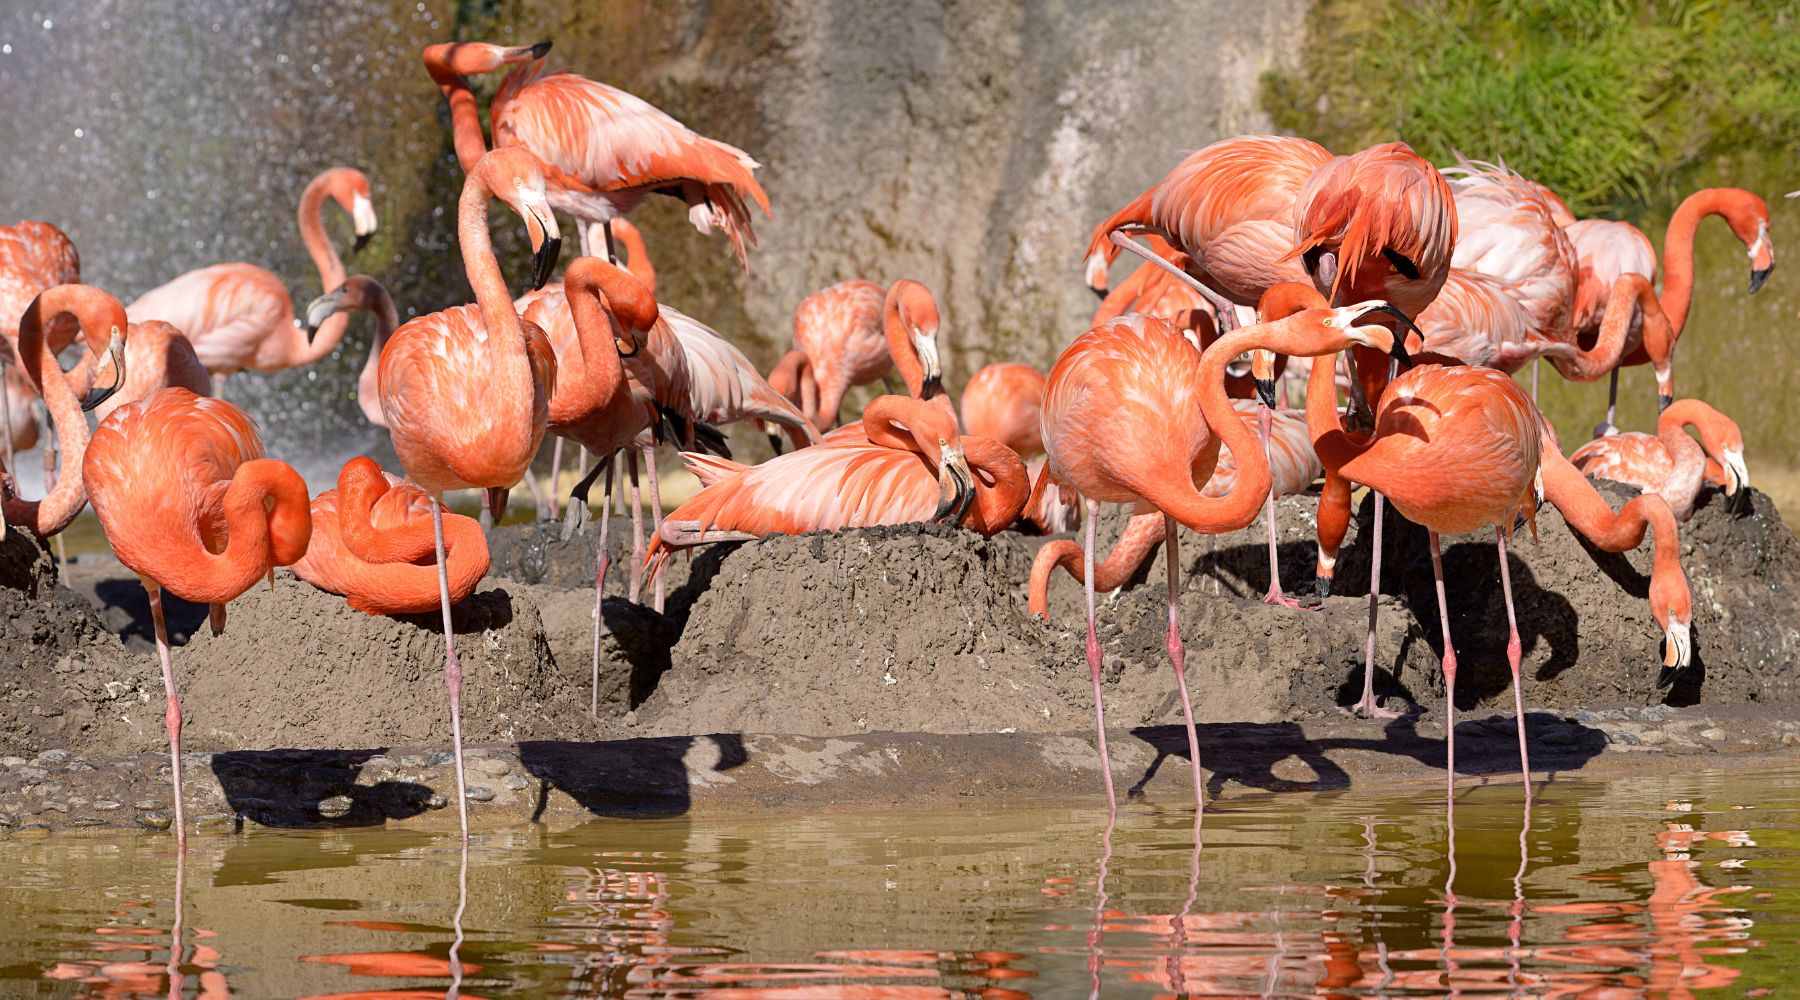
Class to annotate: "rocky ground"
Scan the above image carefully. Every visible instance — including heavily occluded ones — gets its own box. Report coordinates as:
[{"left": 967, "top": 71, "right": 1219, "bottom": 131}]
[{"left": 4, "top": 478, "right": 1798, "bottom": 834}]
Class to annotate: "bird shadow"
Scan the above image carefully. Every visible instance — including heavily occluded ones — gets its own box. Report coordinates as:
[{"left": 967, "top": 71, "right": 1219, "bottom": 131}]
[
  {"left": 88, "top": 577, "right": 211, "bottom": 649},
  {"left": 209, "top": 748, "right": 436, "bottom": 830},
  {"left": 517, "top": 734, "right": 749, "bottom": 820}
]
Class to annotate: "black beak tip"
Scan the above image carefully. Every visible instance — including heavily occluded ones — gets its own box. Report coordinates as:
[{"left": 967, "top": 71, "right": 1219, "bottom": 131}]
[
  {"left": 533, "top": 236, "right": 562, "bottom": 290},
  {"left": 1658, "top": 393, "right": 1673, "bottom": 412},
  {"left": 1656, "top": 663, "right": 1685, "bottom": 691},
  {"left": 1727, "top": 487, "right": 1752, "bottom": 517},
  {"left": 1254, "top": 377, "right": 1278, "bottom": 410},
  {"left": 1089, "top": 285, "right": 1108, "bottom": 302},
  {"left": 767, "top": 434, "right": 785, "bottom": 457},
  {"left": 352, "top": 232, "right": 372, "bottom": 254},
  {"left": 922, "top": 374, "right": 943, "bottom": 397},
  {"left": 528, "top": 40, "right": 553, "bottom": 59},
  {"left": 1749, "top": 267, "right": 1772, "bottom": 295}
]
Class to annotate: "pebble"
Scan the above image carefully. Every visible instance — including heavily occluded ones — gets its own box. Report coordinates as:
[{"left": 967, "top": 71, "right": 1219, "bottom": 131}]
[
  {"left": 1699, "top": 728, "right": 1729, "bottom": 742},
  {"left": 503, "top": 774, "right": 530, "bottom": 791},
  {"left": 472, "top": 758, "right": 511, "bottom": 778},
  {"left": 133, "top": 799, "right": 159, "bottom": 811},
  {"left": 465, "top": 786, "right": 496, "bottom": 802},
  {"left": 20, "top": 822, "right": 50, "bottom": 833},
  {"left": 37, "top": 802, "right": 68, "bottom": 814},
  {"left": 425, "top": 793, "right": 447, "bottom": 810},
  {"left": 93, "top": 800, "right": 122, "bottom": 812},
  {"left": 34, "top": 749, "right": 70, "bottom": 765},
  {"left": 1783, "top": 733, "right": 1800, "bottom": 747},
  {"left": 464, "top": 748, "right": 492, "bottom": 759},
  {"left": 16, "top": 767, "right": 48, "bottom": 783},
  {"left": 136, "top": 812, "right": 172, "bottom": 831},
  {"left": 1605, "top": 728, "right": 1642, "bottom": 745},
  {"left": 195, "top": 813, "right": 233, "bottom": 831},
  {"left": 317, "top": 795, "right": 354, "bottom": 819},
  {"left": 0, "top": 813, "right": 15, "bottom": 828},
  {"left": 426, "top": 751, "right": 454, "bottom": 767},
  {"left": 1639, "top": 706, "right": 1669, "bottom": 723},
  {"left": 400, "top": 755, "right": 427, "bottom": 769},
  {"left": 65, "top": 762, "right": 95, "bottom": 772},
  {"left": 1639, "top": 730, "right": 1670, "bottom": 746},
  {"left": 0, "top": 757, "right": 25, "bottom": 770},
  {"left": 70, "top": 818, "right": 107, "bottom": 828}
]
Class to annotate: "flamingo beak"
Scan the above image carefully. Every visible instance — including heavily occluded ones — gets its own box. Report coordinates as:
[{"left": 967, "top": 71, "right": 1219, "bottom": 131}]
[
  {"left": 1748, "top": 223, "right": 1773, "bottom": 294},
  {"left": 351, "top": 194, "right": 378, "bottom": 254},
  {"left": 1657, "top": 616, "right": 1692, "bottom": 687},
  {"left": 913, "top": 330, "right": 942, "bottom": 397},
  {"left": 1349, "top": 302, "right": 1420, "bottom": 369},
  {"left": 526, "top": 201, "right": 562, "bottom": 291},
  {"left": 1723, "top": 448, "right": 1751, "bottom": 514},
  {"left": 930, "top": 439, "right": 973, "bottom": 526},
  {"left": 1251, "top": 349, "right": 1277, "bottom": 409},
  {"left": 81, "top": 327, "right": 127, "bottom": 412},
  {"left": 505, "top": 40, "right": 553, "bottom": 62},
  {"left": 305, "top": 286, "right": 347, "bottom": 340}
]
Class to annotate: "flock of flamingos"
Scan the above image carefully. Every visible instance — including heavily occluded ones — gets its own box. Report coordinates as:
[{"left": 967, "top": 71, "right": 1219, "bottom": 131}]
[{"left": 0, "top": 38, "right": 1776, "bottom": 843}]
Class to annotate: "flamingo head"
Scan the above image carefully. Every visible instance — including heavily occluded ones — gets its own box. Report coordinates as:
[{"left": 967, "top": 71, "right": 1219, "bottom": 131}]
[
  {"left": 304, "top": 275, "right": 386, "bottom": 340},
  {"left": 886, "top": 280, "right": 944, "bottom": 398},
  {"left": 1651, "top": 573, "right": 1694, "bottom": 687},
  {"left": 476, "top": 147, "right": 563, "bottom": 290},
  {"left": 1332, "top": 300, "right": 1417, "bottom": 370},
  {"left": 423, "top": 40, "right": 552, "bottom": 77},
  {"left": 81, "top": 323, "right": 126, "bottom": 413},
  {"left": 1745, "top": 216, "right": 1774, "bottom": 294}
]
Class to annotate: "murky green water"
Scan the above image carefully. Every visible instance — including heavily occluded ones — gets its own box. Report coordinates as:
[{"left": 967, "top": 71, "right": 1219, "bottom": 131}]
[{"left": 3, "top": 769, "right": 1796, "bottom": 997}]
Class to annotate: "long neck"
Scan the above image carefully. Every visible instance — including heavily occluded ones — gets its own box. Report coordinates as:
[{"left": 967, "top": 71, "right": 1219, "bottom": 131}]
[
  {"left": 1548, "top": 273, "right": 1670, "bottom": 382},
  {"left": 557, "top": 275, "right": 631, "bottom": 424},
  {"left": 1028, "top": 511, "right": 1166, "bottom": 618},
  {"left": 356, "top": 284, "right": 400, "bottom": 426},
  {"left": 614, "top": 221, "right": 656, "bottom": 295},
  {"left": 963, "top": 437, "right": 1029, "bottom": 533},
  {"left": 885, "top": 293, "right": 927, "bottom": 399},
  {"left": 1541, "top": 444, "right": 1688, "bottom": 623},
  {"left": 1305, "top": 343, "right": 1375, "bottom": 475},
  {"left": 172, "top": 459, "right": 312, "bottom": 602},
  {"left": 1659, "top": 190, "right": 1734, "bottom": 337},
  {"left": 427, "top": 62, "right": 491, "bottom": 174},
  {"left": 1656, "top": 401, "right": 1712, "bottom": 517},
  {"left": 458, "top": 178, "right": 532, "bottom": 392},
  {"left": 4, "top": 293, "right": 99, "bottom": 538},
  {"left": 297, "top": 175, "right": 346, "bottom": 292},
  {"left": 1151, "top": 324, "right": 1293, "bottom": 533}
]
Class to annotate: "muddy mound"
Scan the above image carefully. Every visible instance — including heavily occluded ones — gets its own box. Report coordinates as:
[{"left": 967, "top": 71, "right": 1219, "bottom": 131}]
[
  {"left": 634, "top": 524, "right": 1097, "bottom": 736},
  {"left": 487, "top": 518, "right": 702, "bottom": 596},
  {"left": 168, "top": 574, "right": 609, "bottom": 752},
  {"left": 0, "top": 530, "right": 151, "bottom": 754}
]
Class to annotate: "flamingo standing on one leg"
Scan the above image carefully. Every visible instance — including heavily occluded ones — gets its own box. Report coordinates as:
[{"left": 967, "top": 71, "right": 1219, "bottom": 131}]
[
  {"left": 0, "top": 221, "right": 81, "bottom": 475},
  {"left": 1570, "top": 398, "right": 1750, "bottom": 521},
  {"left": 376, "top": 147, "right": 561, "bottom": 840},
  {"left": 2, "top": 285, "right": 127, "bottom": 538},
  {"left": 84, "top": 388, "right": 312, "bottom": 847},
  {"left": 292, "top": 456, "right": 490, "bottom": 614},
  {"left": 423, "top": 40, "right": 769, "bottom": 265},
  {"left": 1037, "top": 294, "right": 1409, "bottom": 811}
]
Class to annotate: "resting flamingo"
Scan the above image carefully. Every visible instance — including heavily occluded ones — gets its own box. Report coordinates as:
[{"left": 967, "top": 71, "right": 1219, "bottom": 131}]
[
  {"left": 647, "top": 394, "right": 1028, "bottom": 579},
  {"left": 2, "top": 285, "right": 127, "bottom": 539},
  {"left": 84, "top": 387, "right": 312, "bottom": 847},
  {"left": 1028, "top": 399, "right": 1320, "bottom": 616},
  {"left": 1036, "top": 293, "right": 1410, "bottom": 811},
  {"left": 1565, "top": 218, "right": 1657, "bottom": 434},
  {"left": 376, "top": 147, "right": 561, "bottom": 840},
  {"left": 423, "top": 40, "right": 769, "bottom": 265},
  {"left": 126, "top": 167, "right": 378, "bottom": 391},
  {"left": 293, "top": 456, "right": 490, "bottom": 615},
  {"left": 961, "top": 361, "right": 1074, "bottom": 534},
  {"left": 1570, "top": 398, "right": 1749, "bottom": 521},
  {"left": 767, "top": 279, "right": 890, "bottom": 435},
  {"left": 0, "top": 221, "right": 81, "bottom": 478}
]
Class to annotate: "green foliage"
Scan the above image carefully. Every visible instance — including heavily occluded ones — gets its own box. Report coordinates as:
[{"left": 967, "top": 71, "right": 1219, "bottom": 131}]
[{"left": 1261, "top": 0, "right": 1800, "bottom": 214}]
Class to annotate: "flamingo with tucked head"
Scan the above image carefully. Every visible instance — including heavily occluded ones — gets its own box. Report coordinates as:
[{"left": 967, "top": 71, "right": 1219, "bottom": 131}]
[{"left": 1570, "top": 398, "right": 1749, "bottom": 521}]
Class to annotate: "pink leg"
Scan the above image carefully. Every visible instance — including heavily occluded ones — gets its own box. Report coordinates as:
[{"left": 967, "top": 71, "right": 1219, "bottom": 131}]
[
  {"left": 1530, "top": 357, "right": 1540, "bottom": 403},
  {"left": 148, "top": 585, "right": 186, "bottom": 849},
  {"left": 1083, "top": 499, "right": 1117, "bottom": 812},
  {"left": 643, "top": 443, "right": 666, "bottom": 614},
  {"left": 1164, "top": 514, "right": 1205, "bottom": 808},
  {"left": 1595, "top": 368, "right": 1621, "bottom": 438},
  {"left": 431, "top": 498, "right": 471, "bottom": 842},
  {"left": 548, "top": 437, "right": 565, "bottom": 520},
  {"left": 1259, "top": 406, "right": 1312, "bottom": 611},
  {"left": 1349, "top": 491, "right": 1401, "bottom": 719},
  {"left": 0, "top": 367, "right": 14, "bottom": 481},
  {"left": 591, "top": 460, "right": 615, "bottom": 718},
  {"left": 626, "top": 451, "right": 645, "bottom": 604},
  {"left": 1429, "top": 531, "right": 1458, "bottom": 801},
  {"left": 1496, "top": 528, "right": 1531, "bottom": 790}
]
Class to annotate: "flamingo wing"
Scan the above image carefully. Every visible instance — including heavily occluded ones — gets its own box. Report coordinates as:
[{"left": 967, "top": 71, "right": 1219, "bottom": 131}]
[
  {"left": 1569, "top": 431, "right": 1674, "bottom": 494},
  {"left": 960, "top": 362, "right": 1047, "bottom": 457},
  {"left": 126, "top": 263, "right": 292, "bottom": 375},
  {"left": 1566, "top": 219, "right": 1657, "bottom": 336},
  {"left": 662, "top": 305, "right": 819, "bottom": 446}
]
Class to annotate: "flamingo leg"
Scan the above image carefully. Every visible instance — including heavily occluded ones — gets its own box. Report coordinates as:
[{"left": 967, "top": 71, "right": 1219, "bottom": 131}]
[
  {"left": 1530, "top": 357, "right": 1540, "bottom": 403},
  {"left": 0, "top": 366, "right": 14, "bottom": 481},
  {"left": 431, "top": 497, "right": 471, "bottom": 842},
  {"left": 1259, "top": 405, "right": 1311, "bottom": 611},
  {"left": 642, "top": 442, "right": 666, "bottom": 613},
  {"left": 1496, "top": 527, "right": 1531, "bottom": 791},
  {"left": 1596, "top": 368, "right": 1621, "bottom": 438},
  {"left": 626, "top": 450, "right": 645, "bottom": 603},
  {"left": 591, "top": 460, "right": 615, "bottom": 718},
  {"left": 1083, "top": 499, "right": 1117, "bottom": 812},
  {"left": 147, "top": 585, "right": 186, "bottom": 849},
  {"left": 1164, "top": 514, "right": 1204, "bottom": 807},
  {"left": 548, "top": 437, "right": 565, "bottom": 519},
  {"left": 1353, "top": 492, "right": 1405, "bottom": 720},
  {"left": 1429, "top": 531, "right": 1458, "bottom": 802},
  {"left": 211, "top": 372, "right": 228, "bottom": 398},
  {"left": 520, "top": 465, "right": 551, "bottom": 521}
]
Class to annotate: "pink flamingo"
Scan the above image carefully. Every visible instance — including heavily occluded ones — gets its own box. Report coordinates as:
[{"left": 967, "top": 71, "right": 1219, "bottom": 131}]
[
  {"left": 126, "top": 167, "right": 378, "bottom": 392},
  {"left": 961, "top": 360, "right": 1075, "bottom": 534},
  {"left": 1565, "top": 218, "right": 1656, "bottom": 434},
  {"left": 1037, "top": 291, "right": 1410, "bottom": 811},
  {"left": 0, "top": 220, "right": 82, "bottom": 482},
  {"left": 423, "top": 40, "right": 769, "bottom": 265},
  {"left": 768, "top": 279, "right": 891, "bottom": 435},
  {"left": 84, "top": 388, "right": 312, "bottom": 846},
  {"left": 1570, "top": 398, "right": 1749, "bottom": 521},
  {"left": 374, "top": 147, "right": 561, "bottom": 840}
]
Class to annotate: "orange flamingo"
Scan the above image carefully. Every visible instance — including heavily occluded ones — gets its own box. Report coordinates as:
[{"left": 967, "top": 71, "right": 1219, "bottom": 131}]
[
  {"left": 302, "top": 274, "right": 398, "bottom": 428},
  {"left": 1037, "top": 293, "right": 1409, "bottom": 811},
  {"left": 818, "top": 280, "right": 948, "bottom": 444},
  {"left": 423, "top": 40, "right": 769, "bottom": 265},
  {"left": 126, "top": 167, "right": 378, "bottom": 391},
  {"left": 1565, "top": 218, "right": 1657, "bottom": 434},
  {"left": 84, "top": 387, "right": 311, "bottom": 846},
  {"left": 646, "top": 394, "right": 1027, "bottom": 579},
  {"left": 1027, "top": 398, "right": 1320, "bottom": 616},
  {"left": 1570, "top": 398, "right": 1748, "bottom": 522},
  {"left": 0, "top": 220, "right": 81, "bottom": 473},
  {"left": 768, "top": 279, "right": 891, "bottom": 434},
  {"left": 960, "top": 360, "right": 1075, "bottom": 534},
  {"left": 65, "top": 320, "right": 210, "bottom": 423},
  {"left": 1, "top": 285, "right": 126, "bottom": 540},
  {"left": 292, "top": 456, "right": 490, "bottom": 614},
  {"left": 375, "top": 146, "right": 561, "bottom": 839}
]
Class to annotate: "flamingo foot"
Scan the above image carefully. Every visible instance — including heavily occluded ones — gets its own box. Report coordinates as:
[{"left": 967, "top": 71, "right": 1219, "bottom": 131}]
[
  {"left": 1263, "top": 583, "right": 1320, "bottom": 611},
  {"left": 1341, "top": 694, "right": 1405, "bottom": 720}
]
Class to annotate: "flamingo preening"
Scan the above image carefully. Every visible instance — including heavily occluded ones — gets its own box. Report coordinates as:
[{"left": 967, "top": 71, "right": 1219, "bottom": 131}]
[{"left": 1570, "top": 398, "right": 1749, "bottom": 521}]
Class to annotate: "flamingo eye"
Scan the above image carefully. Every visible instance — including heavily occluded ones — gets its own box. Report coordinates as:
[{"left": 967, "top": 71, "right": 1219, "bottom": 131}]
[{"left": 1382, "top": 248, "right": 1421, "bottom": 279}]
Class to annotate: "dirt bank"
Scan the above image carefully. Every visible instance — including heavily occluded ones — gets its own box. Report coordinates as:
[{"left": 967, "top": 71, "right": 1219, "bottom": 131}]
[{"left": 3, "top": 478, "right": 1797, "bottom": 763}]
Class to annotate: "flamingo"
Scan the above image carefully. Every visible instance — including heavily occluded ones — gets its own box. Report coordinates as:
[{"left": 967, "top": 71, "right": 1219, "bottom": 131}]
[
  {"left": 84, "top": 387, "right": 312, "bottom": 846},
  {"left": 646, "top": 394, "right": 1028, "bottom": 578},
  {"left": 292, "top": 456, "right": 490, "bottom": 614},
  {"left": 1570, "top": 398, "right": 1749, "bottom": 521},
  {"left": 1028, "top": 397, "right": 1320, "bottom": 616},
  {"left": 1, "top": 285, "right": 127, "bottom": 538},
  {"left": 961, "top": 360, "right": 1075, "bottom": 535},
  {"left": 768, "top": 279, "right": 890, "bottom": 435},
  {"left": 376, "top": 146, "right": 561, "bottom": 839},
  {"left": 65, "top": 320, "right": 211, "bottom": 423},
  {"left": 1036, "top": 293, "right": 1410, "bottom": 811},
  {"left": 1565, "top": 218, "right": 1657, "bottom": 434},
  {"left": 302, "top": 274, "right": 398, "bottom": 428},
  {"left": 423, "top": 40, "right": 769, "bottom": 265},
  {"left": 0, "top": 220, "right": 81, "bottom": 481},
  {"left": 125, "top": 167, "right": 379, "bottom": 390},
  {"left": 818, "top": 280, "right": 947, "bottom": 442}
]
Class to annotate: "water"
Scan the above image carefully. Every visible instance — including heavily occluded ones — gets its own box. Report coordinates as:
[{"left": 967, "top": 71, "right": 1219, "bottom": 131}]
[{"left": 3, "top": 768, "right": 1795, "bottom": 997}]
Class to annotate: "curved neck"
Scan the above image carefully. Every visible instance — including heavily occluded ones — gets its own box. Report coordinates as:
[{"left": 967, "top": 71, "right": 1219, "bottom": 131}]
[
  {"left": 884, "top": 285, "right": 937, "bottom": 401},
  {"left": 458, "top": 172, "right": 532, "bottom": 383},
  {"left": 1541, "top": 444, "right": 1688, "bottom": 617},
  {"left": 963, "top": 437, "right": 1029, "bottom": 531},
  {"left": 178, "top": 459, "right": 313, "bottom": 601},
  {"left": 1550, "top": 273, "right": 1669, "bottom": 381},
  {"left": 613, "top": 221, "right": 656, "bottom": 295},
  {"left": 4, "top": 287, "right": 116, "bottom": 538},
  {"left": 426, "top": 60, "right": 491, "bottom": 174},
  {"left": 1659, "top": 189, "right": 1737, "bottom": 336},
  {"left": 1304, "top": 347, "right": 1374, "bottom": 475},
  {"left": 355, "top": 282, "right": 400, "bottom": 426},
  {"left": 297, "top": 174, "right": 347, "bottom": 293},
  {"left": 1027, "top": 510, "right": 1166, "bottom": 618},
  {"left": 557, "top": 264, "right": 637, "bottom": 423}
]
